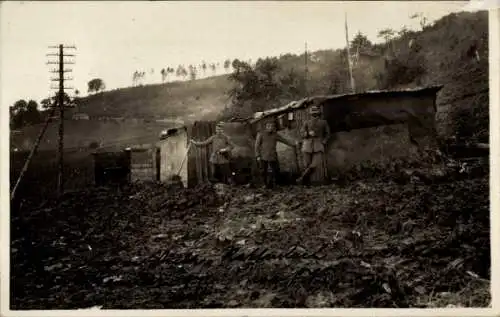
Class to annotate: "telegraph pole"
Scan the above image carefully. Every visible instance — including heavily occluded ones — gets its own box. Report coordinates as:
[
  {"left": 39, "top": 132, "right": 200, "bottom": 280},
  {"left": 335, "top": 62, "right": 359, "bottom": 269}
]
[
  {"left": 344, "top": 12, "right": 356, "bottom": 93},
  {"left": 47, "top": 44, "right": 76, "bottom": 196},
  {"left": 304, "top": 42, "right": 309, "bottom": 97}
]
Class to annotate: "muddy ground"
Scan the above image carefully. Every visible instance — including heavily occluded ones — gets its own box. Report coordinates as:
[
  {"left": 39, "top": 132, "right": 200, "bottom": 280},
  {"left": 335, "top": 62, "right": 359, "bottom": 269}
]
[{"left": 10, "top": 161, "right": 490, "bottom": 309}]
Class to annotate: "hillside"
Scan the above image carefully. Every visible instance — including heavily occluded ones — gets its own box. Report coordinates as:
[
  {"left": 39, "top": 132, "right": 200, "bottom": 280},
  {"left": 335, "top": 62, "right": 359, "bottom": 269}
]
[
  {"left": 397, "top": 11, "right": 488, "bottom": 140},
  {"left": 11, "top": 75, "right": 233, "bottom": 151},
  {"left": 76, "top": 75, "right": 232, "bottom": 120},
  {"left": 12, "top": 10, "right": 489, "bottom": 151}
]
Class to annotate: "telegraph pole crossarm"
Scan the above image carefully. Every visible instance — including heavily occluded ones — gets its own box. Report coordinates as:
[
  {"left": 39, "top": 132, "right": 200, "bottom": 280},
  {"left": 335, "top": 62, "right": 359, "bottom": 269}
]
[
  {"left": 46, "top": 53, "right": 76, "bottom": 57},
  {"left": 48, "top": 45, "right": 76, "bottom": 49},
  {"left": 50, "top": 86, "right": 75, "bottom": 90},
  {"left": 46, "top": 62, "right": 75, "bottom": 65}
]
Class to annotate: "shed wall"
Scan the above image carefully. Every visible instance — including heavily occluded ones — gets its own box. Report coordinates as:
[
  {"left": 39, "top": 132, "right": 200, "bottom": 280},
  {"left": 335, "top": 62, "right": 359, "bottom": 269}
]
[
  {"left": 158, "top": 129, "right": 189, "bottom": 187},
  {"left": 274, "top": 123, "right": 415, "bottom": 176},
  {"left": 187, "top": 121, "right": 216, "bottom": 187},
  {"left": 130, "top": 148, "right": 155, "bottom": 182},
  {"left": 320, "top": 93, "right": 437, "bottom": 148}
]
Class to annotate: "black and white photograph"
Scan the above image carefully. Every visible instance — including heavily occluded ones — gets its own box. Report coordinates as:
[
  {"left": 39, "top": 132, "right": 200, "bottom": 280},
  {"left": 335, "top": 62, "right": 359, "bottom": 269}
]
[{"left": 1, "top": 0, "right": 497, "bottom": 313}]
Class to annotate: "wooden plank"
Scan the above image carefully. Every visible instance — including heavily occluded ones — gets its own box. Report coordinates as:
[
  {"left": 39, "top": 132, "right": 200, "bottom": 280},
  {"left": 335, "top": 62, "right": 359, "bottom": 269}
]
[
  {"left": 192, "top": 121, "right": 207, "bottom": 186},
  {"left": 185, "top": 120, "right": 220, "bottom": 185},
  {"left": 199, "top": 122, "right": 206, "bottom": 183},
  {"left": 196, "top": 122, "right": 204, "bottom": 184},
  {"left": 130, "top": 148, "right": 155, "bottom": 182},
  {"left": 205, "top": 121, "right": 212, "bottom": 182},
  {"left": 187, "top": 125, "right": 196, "bottom": 187},
  {"left": 202, "top": 121, "right": 209, "bottom": 183},
  {"left": 158, "top": 130, "right": 189, "bottom": 186},
  {"left": 187, "top": 124, "right": 197, "bottom": 187}
]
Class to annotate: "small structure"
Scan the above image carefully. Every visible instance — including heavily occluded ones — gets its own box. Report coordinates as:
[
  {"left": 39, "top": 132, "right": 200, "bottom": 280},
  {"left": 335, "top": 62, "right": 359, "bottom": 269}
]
[
  {"left": 250, "top": 85, "right": 444, "bottom": 177},
  {"left": 157, "top": 126, "right": 190, "bottom": 187},
  {"left": 92, "top": 150, "right": 130, "bottom": 186},
  {"left": 126, "top": 145, "right": 156, "bottom": 182},
  {"left": 91, "top": 127, "right": 192, "bottom": 187}
]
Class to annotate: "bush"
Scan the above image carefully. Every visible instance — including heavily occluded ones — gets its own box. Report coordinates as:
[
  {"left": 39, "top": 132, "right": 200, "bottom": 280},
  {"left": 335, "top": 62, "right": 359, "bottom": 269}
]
[
  {"left": 447, "top": 94, "right": 489, "bottom": 142},
  {"left": 377, "top": 54, "right": 426, "bottom": 89},
  {"left": 89, "top": 141, "right": 100, "bottom": 149}
]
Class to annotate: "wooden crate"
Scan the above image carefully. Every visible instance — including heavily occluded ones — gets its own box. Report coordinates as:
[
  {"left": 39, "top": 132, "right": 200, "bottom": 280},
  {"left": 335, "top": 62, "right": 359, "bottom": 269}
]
[
  {"left": 92, "top": 150, "right": 131, "bottom": 186},
  {"left": 129, "top": 147, "right": 156, "bottom": 182}
]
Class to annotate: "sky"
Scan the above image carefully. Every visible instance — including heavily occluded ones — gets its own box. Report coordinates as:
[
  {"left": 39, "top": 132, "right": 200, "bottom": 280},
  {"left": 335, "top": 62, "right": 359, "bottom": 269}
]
[{"left": 0, "top": 1, "right": 472, "bottom": 109}]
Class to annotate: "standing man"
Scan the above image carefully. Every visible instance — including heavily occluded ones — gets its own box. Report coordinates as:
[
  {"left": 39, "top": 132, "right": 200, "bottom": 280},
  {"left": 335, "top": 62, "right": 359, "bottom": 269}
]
[
  {"left": 255, "top": 120, "right": 297, "bottom": 189},
  {"left": 190, "top": 122, "right": 235, "bottom": 184},
  {"left": 297, "top": 105, "right": 331, "bottom": 185}
]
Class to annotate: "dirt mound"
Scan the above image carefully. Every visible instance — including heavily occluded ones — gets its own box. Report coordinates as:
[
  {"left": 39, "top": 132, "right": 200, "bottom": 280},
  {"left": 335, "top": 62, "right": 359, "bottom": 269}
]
[{"left": 11, "top": 169, "right": 490, "bottom": 309}]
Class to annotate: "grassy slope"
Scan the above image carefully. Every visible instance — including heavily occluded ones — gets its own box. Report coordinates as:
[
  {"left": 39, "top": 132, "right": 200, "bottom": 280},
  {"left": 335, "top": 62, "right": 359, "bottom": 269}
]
[
  {"left": 407, "top": 11, "right": 488, "bottom": 138},
  {"left": 11, "top": 75, "right": 233, "bottom": 151},
  {"left": 12, "top": 11, "right": 488, "bottom": 151},
  {"left": 11, "top": 120, "right": 178, "bottom": 151},
  {"left": 78, "top": 75, "right": 232, "bottom": 120}
]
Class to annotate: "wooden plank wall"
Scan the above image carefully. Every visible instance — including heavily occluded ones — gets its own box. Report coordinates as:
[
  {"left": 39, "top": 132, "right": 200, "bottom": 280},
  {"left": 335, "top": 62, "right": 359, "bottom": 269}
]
[
  {"left": 158, "top": 129, "right": 189, "bottom": 187},
  {"left": 187, "top": 120, "right": 216, "bottom": 187},
  {"left": 258, "top": 106, "right": 329, "bottom": 182},
  {"left": 187, "top": 113, "right": 328, "bottom": 186},
  {"left": 130, "top": 148, "right": 156, "bottom": 182},
  {"left": 270, "top": 104, "right": 425, "bottom": 183},
  {"left": 291, "top": 106, "right": 332, "bottom": 183},
  {"left": 255, "top": 107, "right": 311, "bottom": 172}
]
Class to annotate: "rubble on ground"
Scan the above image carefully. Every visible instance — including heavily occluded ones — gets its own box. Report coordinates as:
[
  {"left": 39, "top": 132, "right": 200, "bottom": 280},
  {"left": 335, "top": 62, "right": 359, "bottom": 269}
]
[{"left": 10, "top": 162, "right": 490, "bottom": 309}]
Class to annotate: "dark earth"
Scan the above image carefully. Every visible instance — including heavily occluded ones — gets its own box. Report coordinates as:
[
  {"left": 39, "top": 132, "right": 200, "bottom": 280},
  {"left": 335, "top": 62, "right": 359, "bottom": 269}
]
[{"left": 10, "top": 156, "right": 490, "bottom": 309}]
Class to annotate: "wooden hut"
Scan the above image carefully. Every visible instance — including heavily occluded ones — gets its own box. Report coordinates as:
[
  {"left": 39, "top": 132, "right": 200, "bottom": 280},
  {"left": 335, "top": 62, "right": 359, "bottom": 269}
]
[{"left": 249, "top": 85, "right": 444, "bottom": 181}]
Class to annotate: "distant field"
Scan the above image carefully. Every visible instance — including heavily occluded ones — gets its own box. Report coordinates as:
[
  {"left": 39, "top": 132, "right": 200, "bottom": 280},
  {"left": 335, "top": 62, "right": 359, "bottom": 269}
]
[
  {"left": 10, "top": 149, "right": 96, "bottom": 204},
  {"left": 12, "top": 75, "right": 232, "bottom": 153},
  {"left": 11, "top": 119, "right": 177, "bottom": 152}
]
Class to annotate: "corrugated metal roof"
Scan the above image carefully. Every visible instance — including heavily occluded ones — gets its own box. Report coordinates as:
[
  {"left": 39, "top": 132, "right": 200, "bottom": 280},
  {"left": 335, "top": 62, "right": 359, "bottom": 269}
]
[{"left": 250, "top": 85, "right": 444, "bottom": 124}]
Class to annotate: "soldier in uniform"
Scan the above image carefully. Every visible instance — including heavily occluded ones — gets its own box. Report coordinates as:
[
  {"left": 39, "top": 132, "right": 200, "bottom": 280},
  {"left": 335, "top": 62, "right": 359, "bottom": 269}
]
[
  {"left": 255, "top": 120, "right": 297, "bottom": 188},
  {"left": 190, "top": 122, "right": 236, "bottom": 184},
  {"left": 297, "top": 105, "right": 331, "bottom": 184}
]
